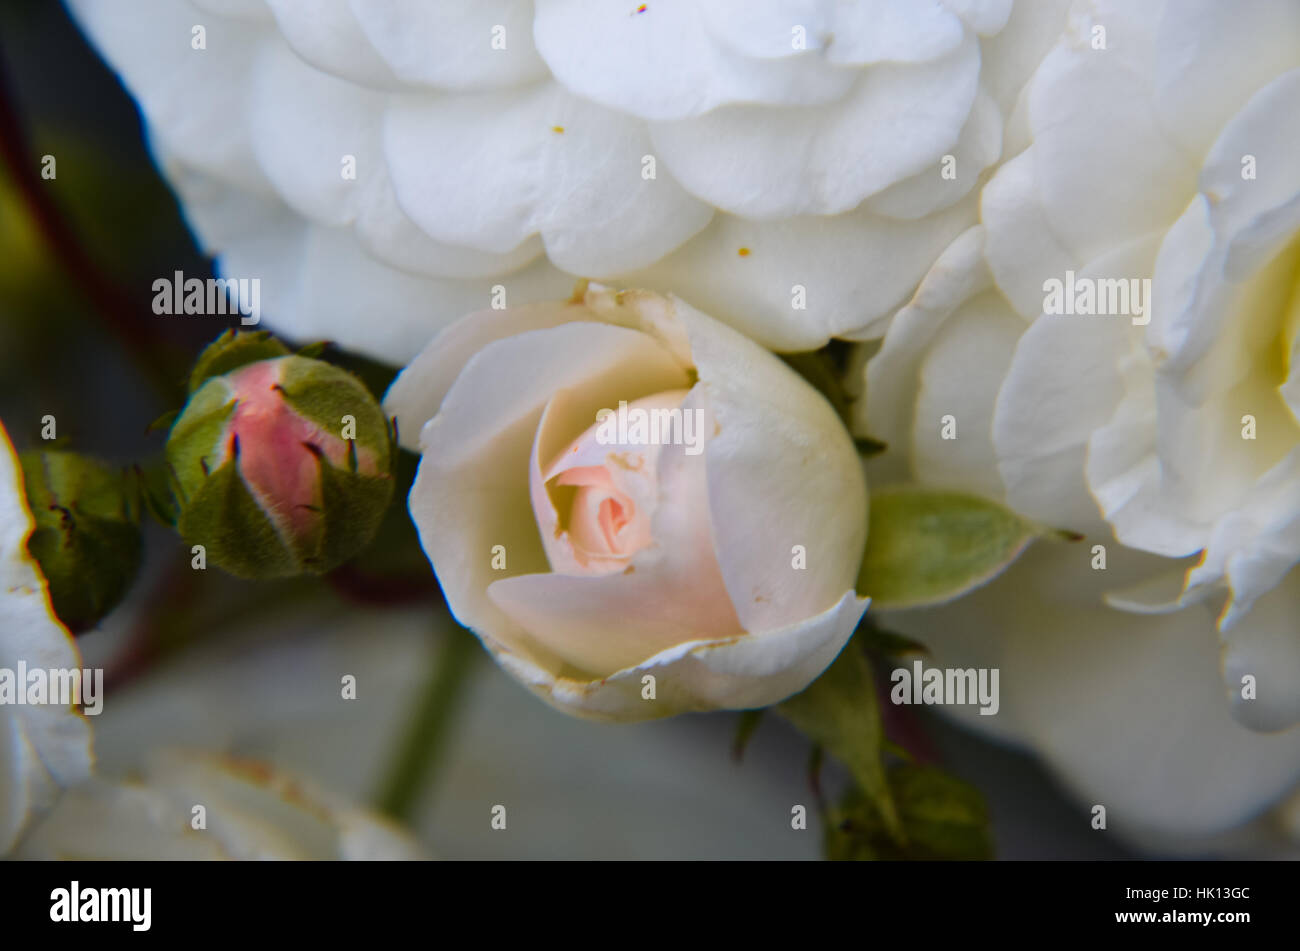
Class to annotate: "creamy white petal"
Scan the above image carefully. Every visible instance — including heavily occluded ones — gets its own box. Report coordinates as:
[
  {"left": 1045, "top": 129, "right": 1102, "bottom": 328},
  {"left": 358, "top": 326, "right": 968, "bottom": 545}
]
[
  {"left": 384, "top": 83, "right": 711, "bottom": 273},
  {"left": 859, "top": 225, "right": 992, "bottom": 483},
  {"left": 649, "top": 35, "right": 980, "bottom": 218},
  {"left": 492, "top": 591, "right": 867, "bottom": 721},
  {"left": 534, "top": 0, "right": 855, "bottom": 122},
  {"left": 866, "top": 89, "right": 1001, "bottom": 221},
  {"left": 265, "top": 0, "right": 397, "bottom": 86},
  {"left": 628, "top": 194, "right": 977, "bottom": 351},
  {"left": 982, "top": 150, "right": 1075, "bottom": 320},
  {"left": 670, "top": 297, "right": 867, "bottom": 630},
  {"left": 406, "top": 320, "right": 690, "bottom": 673},
  {"left": 248, "top": 37, "right": 387, "bottom": 227},
  {"left": 910, "top": 291, "right": 1021, "bottom": 499},
  {"left": 351, "top": 0, "right": 548, "bottom": 90}
]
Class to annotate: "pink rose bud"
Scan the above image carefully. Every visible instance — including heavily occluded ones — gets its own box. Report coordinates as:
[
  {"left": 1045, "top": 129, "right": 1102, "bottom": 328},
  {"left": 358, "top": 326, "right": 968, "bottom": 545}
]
[{"left": 166, "top": 340, "right": 393, "bottom": 579}]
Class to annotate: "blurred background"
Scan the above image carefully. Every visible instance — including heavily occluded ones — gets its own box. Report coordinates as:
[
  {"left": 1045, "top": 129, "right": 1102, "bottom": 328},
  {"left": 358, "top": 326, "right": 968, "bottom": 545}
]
[{"left": 0, "top": 0, "right": 1134, "bottom": 859}]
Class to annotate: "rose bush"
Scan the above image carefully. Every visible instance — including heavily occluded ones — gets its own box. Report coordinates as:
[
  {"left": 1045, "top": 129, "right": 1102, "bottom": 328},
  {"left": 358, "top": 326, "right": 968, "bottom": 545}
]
[
  {"left": 68, "top": 0, "right": 1068, "bottom": 362},
  {"left": 386, "top": 284, "right": 868, "bottom": 720}
]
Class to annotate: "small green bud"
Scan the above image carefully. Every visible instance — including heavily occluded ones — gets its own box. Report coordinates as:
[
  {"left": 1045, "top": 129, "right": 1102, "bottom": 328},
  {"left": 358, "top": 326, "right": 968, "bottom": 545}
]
[
  {"left": 165, "top": 355, "right": 394, "bottom": 579},
  {"left": 18, "top": 450, "right": 143, "bottom": 633}
]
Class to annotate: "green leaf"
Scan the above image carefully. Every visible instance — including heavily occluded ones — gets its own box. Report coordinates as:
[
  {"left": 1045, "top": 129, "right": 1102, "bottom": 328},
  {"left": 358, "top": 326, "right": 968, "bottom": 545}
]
[
  {"left": 825, "top": 764, "right": 994, "bottom": 861},
  {"left": 778, "top": 645, "right": 901, "bottom": 841},
  {"left": 856, "top": 486, "right": 1038, "bottom": 610}
]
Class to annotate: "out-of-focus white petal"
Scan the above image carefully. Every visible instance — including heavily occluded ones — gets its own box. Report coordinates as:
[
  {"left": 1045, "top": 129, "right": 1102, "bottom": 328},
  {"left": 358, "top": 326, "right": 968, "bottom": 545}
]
[
  {"left": 1152, "top": 0, "right": 1300, "bottom": 158},
  {"left": 1220, "top": 568, "right": 1300, "bottom": 732},
  {"left": 264, "top": 0, "right": 396, "bottom": 86},
  {"left": 68, "top": 0, "right": 274, "bottom": 191},
  {"left": 0, "top": 424, "right": 94, "bottom": 854},
  {"left": 13, "top": 751, "right": 425, "bottom": 860},
  {"left": 882, "top": 541, "right": 1300, "bottom": 842}
]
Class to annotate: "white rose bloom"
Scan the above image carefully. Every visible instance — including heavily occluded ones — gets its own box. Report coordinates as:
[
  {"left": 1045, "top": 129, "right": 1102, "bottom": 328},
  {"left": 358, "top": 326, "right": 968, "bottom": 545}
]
[
  {"left": 854, "top": 0, "right": 1300, "bottom": 844},
  {"left": 386, "top": 284, "right": 868, "bottom": 720},
  {"left": 0, "top": 423, "right": 93, "bottom": 854},
  {"left": 862, "top": 1, "right": 1300, "bottom": 730},
  {"left": 67, "top": 0, "right": 1067, "bottom": 363}
]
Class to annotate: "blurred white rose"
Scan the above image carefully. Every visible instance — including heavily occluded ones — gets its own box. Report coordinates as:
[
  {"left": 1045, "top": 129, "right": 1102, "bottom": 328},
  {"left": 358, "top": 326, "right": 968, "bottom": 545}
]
[
  {"left": 859, "top": 0, "right": 1300, "bottom": 732},
  {"left": 0, "top": 423, "right": 93, "bottom": 853},
  {"left": 386, "top": 284, "right": 868, "bottom": 720},
  {"left": 67, "top": 0, "right": 1067, "bottom": 362},
  {"left": 13, "top": 749, "right": 427, "bottom": 860}
]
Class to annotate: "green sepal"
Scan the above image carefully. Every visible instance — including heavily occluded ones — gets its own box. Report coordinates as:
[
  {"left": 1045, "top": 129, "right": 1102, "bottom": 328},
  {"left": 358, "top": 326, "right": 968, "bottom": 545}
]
[
  {"left": 176, "top": 454, "right": 299, "bottom": 580},
  {"left": 276, "top": 356, "right": 393, "bottom": 467},
  {"left": 187, "top": 330, "right": 291, "bottom": 395},
  {"left": 856, "top": 485, "right": 1039, "bottom": 610},
  {"left": 300, "top": 449, "right": 394, "bottom": 574},
  {"left": 18, "top": 450, "right": 143, "bottom": 633},
  {"left": 165, "top": 379, "right": 237, "bottom": 505},
  {"left": 295, "top": 341, "right": 332, "bottom": 359}
]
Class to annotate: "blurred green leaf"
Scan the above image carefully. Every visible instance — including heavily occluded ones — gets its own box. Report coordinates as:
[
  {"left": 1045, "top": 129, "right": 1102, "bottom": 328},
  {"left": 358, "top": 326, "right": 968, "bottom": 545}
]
[{"left": 825, "top": 764, "right": 994, "bottom": 861}]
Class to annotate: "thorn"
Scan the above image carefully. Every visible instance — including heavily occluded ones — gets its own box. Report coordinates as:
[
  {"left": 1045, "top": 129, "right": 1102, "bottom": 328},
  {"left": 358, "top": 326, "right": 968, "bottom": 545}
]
[
  {"left": 301, "top": 441, "right": 324, "bottom": 459},
  {"left": 199, "top": 457, "right": 210, "bottom": 476}
]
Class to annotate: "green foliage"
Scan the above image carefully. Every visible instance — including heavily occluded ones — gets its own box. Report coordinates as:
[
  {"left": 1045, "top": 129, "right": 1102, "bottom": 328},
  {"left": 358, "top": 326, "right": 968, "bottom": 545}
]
[{"left": 824, "top": 764, "right": 995, "bottom": 861}]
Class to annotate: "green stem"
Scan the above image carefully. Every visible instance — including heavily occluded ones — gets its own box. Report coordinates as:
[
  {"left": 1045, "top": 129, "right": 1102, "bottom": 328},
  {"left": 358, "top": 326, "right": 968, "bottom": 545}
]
[{"left": 375, "top": 624, "right": 478, "bottom": 822}]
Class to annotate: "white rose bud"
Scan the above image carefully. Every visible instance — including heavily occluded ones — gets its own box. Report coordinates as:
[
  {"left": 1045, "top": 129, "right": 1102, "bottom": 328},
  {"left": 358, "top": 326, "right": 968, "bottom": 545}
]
[{"left": 386, "top": 285, "right": 868, "bottom": 720}]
